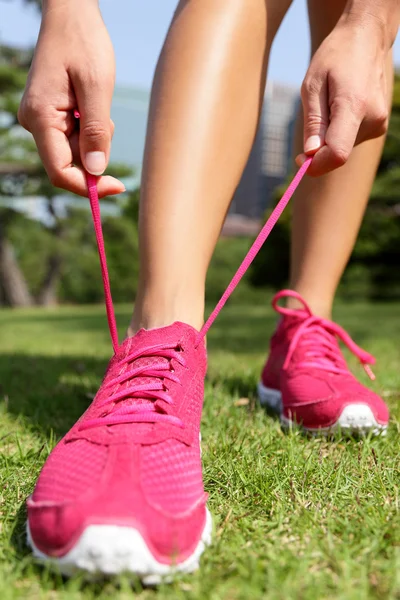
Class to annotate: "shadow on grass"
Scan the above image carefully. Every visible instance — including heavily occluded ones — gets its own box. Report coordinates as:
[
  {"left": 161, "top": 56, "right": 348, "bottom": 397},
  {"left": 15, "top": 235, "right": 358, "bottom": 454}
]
[
  {"left": 0, "top": 353, "right": 108, "bottom": 439},
  {"left": 0, "top": 306, "right": 133, "bottom": 335},
  {"left": 10, "top": 500, "right": 29, "bottom": 560},
  {"left": 206, "top": 369, "right": 260, "bottom": 404}
]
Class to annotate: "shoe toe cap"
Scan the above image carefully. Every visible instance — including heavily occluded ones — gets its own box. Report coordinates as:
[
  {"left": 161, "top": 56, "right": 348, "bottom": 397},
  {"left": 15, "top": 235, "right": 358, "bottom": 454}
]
[{"left": 281, "top": 373, "right": 389, "bottom": 429}]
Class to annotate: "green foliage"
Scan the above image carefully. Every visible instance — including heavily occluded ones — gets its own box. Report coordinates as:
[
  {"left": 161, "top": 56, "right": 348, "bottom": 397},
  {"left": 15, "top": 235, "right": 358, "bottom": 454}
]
[
  {"left": 0, "top": 46, "right": 32, "bottom": 181},
  {"left": 249, "top": 182, "right": 291, "bottom": 291},
  {"left": 121, "top": 187, "right": 140, "bottom": 222},
  {"left": 60, "top": 197, "right": 140, "bottom": 305},
  {"left": 56, "top": 208, "right": 102, "bottom": 304},
  {"left": 206, "top": 236, "right": 255, "bottom": 303},
  {"left": 100, "top": 213, "right": 139, "bottom": 302}
]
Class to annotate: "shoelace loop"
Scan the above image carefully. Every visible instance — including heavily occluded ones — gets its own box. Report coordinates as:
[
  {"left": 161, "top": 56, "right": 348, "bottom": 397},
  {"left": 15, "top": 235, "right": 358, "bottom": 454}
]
[
  {"left": 79, "top": 342, "right": 186, "bottom": 430},
  {"left": 275, "top": 290, "right": 376, "bottom": 380},
  {"left": 79, "top": 106, "right": 312, "bottom": 427}
]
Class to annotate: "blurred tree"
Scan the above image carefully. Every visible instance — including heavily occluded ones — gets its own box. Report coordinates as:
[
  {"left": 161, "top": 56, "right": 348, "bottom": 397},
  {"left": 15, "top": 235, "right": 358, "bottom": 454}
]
[
  {"left": 348, "top": 73, "right": 400, "bottom": 300},
  {"left": 0, "top": 45, "right": 36, "bottom": 305},
  {"left": 248, "top": 180, "right": 290, "bottom": 292},
  {"left": 56, "top": 188, "right": 140, "bottom": 305},
  {"left": 0, "top": 208, "right": 34, "bottom": 306},
  {"left": 10, "top": 196, "right": 140, "bottom": 306},
  {"left": 0, "top": 42, "right": 72, "bottom": 307}
]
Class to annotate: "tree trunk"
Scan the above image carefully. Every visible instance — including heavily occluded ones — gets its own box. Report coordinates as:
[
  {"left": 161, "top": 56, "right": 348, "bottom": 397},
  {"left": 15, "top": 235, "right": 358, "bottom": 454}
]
[
  {"left": 37, "top": 253, "right": 61, "bottom": 306},
  {"left": 37, "top": 198, "right": 63, "bottom": 306},
  {"left": 0, "top": 225, "right": 33, "bottom": 307}
]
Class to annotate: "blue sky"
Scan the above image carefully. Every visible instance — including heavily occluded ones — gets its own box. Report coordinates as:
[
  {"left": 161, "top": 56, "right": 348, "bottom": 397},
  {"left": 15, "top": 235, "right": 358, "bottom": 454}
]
[{"left": 2, "top": 0, "right": 400, "bottom": 91}]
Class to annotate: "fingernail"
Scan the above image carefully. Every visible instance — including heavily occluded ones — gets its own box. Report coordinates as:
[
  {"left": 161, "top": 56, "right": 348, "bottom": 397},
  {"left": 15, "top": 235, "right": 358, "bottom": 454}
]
[
  {"left": 304, "top": 135, "right": 322, "bottom": 154},
  {"left": 85, "top": 151, "right": 106, "bottom": 176}
]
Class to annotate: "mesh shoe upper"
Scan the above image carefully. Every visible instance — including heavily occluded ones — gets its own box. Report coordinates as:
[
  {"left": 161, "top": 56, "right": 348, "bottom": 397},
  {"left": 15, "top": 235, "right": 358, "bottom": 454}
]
[{"left": 28, "top": 321, "right": 208, "bottom": 564}]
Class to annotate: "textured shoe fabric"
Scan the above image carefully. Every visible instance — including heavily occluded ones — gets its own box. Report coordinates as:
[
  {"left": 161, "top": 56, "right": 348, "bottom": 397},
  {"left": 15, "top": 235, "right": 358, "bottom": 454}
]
[
  {"left": 259, "top": 290, "right": 389, "bottom": 433},
  {"left": 28, "top": 322, "right": 211, "bottom": 575}
]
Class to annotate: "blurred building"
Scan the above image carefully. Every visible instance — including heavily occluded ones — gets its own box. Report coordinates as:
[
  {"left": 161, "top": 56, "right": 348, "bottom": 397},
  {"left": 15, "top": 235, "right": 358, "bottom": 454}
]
[
  {"left": 229, "top": 82, "right": 299, "bottom": 221},
  {"left": 110, "top": 81, "right": 299, "bottom": 223},
  {"left": 262, "top": 82, "right": 299, "bottom": 208}
]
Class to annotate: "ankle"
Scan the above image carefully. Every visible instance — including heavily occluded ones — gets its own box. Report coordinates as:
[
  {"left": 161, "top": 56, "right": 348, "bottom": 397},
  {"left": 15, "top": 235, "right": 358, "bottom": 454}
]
[
  {"left": 129, "top": 312, "right": 204, "bottom": 336},
  {"left": 287, "top": 288, "right": 333, "bottom": 320},
  {"left": 129, "top": 291, "right": 204, "bottom": 335}
]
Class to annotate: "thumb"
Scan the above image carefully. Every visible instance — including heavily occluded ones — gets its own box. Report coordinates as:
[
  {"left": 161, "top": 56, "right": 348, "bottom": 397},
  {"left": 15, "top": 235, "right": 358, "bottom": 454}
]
[
  {"left": 301, "top": 76, "right": 329, "bottom": 155},
  {"left": 74, "top": 76, "right": 113, "bottom": 176}
]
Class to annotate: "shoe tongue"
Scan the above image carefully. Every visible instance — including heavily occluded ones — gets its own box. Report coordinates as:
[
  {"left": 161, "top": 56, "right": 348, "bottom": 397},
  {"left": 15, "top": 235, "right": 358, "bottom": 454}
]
[
  {"left": 127, "top": 321, "right": 197, "bottom": 352},
  {"left": 283, "top": 309, "right": 309, "bottom": 322},
  {"left": 279, "top": 309, "right": 309, "bottom": 332},
  {"left": 290, "top": 317, "right": 344, "bottom": 369},
  {"left": 108, "top": 321, "right": 197, "bottom": 367},
  {"left": 104, "top": 321, "right": 198, "bottom": 435}
]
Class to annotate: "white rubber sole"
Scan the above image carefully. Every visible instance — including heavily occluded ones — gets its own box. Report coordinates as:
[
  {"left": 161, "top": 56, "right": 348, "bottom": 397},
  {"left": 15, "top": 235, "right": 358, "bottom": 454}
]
[
  {"left": 257, "top": 381, "right": 387, "bottom": 436},
  {"left": 27, "top": 508, "right": 212, "bottom": 585}
]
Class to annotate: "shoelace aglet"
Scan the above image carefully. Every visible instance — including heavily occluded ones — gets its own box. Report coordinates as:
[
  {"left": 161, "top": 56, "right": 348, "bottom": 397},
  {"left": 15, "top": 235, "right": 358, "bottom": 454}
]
[{"left": 363, "top": 363, "right": 376, "bottom": 381}]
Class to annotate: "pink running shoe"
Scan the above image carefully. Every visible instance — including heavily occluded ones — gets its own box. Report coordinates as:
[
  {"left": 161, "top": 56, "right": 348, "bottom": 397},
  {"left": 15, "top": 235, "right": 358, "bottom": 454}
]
[
  {"left": 258, "top": 290, "right": 389, "bottom": 435},
  {"left": 27, "top": 157, "right": 312, "bottom": 580},
  {"left": 27, "top": 322, "right": 212, "bottom": 583}
]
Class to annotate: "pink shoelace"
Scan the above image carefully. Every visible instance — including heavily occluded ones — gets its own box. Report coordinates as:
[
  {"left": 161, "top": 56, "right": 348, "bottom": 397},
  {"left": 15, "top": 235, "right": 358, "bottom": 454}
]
[
  {"left": 80, "top": 105, "right": 312, "bottom": 428},
  {"left": 273, "top": 290, "right": 376, "bottom": 380},
  {"left": 79, "top": 341, "right": 187, "bottom": 431}
]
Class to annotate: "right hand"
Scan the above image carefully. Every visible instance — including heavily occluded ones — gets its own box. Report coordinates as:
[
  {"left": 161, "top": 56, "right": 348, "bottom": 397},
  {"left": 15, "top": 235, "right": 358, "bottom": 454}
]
[
  {"left": 18, "top": 0, "right": 125, "bottom": 198},
  {"left": 296, "top": 12, "right": 392, "bottom": 177}
]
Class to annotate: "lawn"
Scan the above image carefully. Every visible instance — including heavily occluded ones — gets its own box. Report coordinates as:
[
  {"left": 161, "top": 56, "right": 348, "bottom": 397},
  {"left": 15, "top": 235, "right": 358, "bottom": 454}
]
[{"left": 0, "top": 296, "right": 400, "bottom": 599}]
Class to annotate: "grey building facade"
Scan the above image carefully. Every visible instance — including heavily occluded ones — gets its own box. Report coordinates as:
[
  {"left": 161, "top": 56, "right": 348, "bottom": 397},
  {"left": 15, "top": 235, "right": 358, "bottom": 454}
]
[{"left": 230, "top": 82, "right": 299, "bottom": 219}]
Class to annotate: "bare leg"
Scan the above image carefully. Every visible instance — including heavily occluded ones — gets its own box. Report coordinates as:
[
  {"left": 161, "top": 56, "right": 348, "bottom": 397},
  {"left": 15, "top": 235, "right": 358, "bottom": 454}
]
[
  {"left": 289, "top": 0, "right": 393, "bottom": 319},
  {"left": 130, "top": 0, "right": 292, "bottom": 333}
]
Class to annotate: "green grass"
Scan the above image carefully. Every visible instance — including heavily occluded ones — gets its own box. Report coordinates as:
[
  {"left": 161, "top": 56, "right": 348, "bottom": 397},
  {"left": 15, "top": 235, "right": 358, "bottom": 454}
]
[{"left": 1, "top": 297, "right": 400, "bottom": 599}]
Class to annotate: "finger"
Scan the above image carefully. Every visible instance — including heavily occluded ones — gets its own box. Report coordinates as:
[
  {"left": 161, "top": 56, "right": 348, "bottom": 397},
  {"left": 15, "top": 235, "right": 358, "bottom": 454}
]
[
  {"left": 74, "top": 74, "right": 114, "bottom": 176},
  {"left": 31, "top": 123, "right": 125, "bottom": 197},
  {"left": 295, "top": 153, "right": 308, "bottom": 168},
  {"left": 71, "top": 118, "right": 115, "bottom": 165},
  {"left": 301, "top": 75, "right": 329, "bottom": 155},
  {"left": 355, "top": 93, "right": 388, "bottom": 145},
  {"left": 306, "top": 98, "right": 361, "bottom": 177}
]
